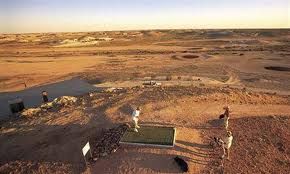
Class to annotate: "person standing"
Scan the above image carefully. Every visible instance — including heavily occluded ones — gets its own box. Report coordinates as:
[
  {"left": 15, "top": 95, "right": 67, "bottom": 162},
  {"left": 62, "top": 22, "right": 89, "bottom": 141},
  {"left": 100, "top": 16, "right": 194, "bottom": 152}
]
[
  {"left": 223, "top": 106, "right": 230, "bottom": 130},
  {"left": 222, "top": 131, "right": 233, "bottom": 160},
  {"left": 132, "top": 107, "right": 141, "bottom": 132},
  {"left": 42, "top": 91, "right": 49, "bottom": 103}
]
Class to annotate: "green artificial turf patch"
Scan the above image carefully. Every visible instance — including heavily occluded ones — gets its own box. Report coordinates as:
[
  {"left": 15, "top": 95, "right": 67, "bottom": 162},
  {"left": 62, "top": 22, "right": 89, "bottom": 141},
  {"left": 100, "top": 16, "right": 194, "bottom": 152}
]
[{"left": 120, "top": 126, "right": 176, "bottom": 147}]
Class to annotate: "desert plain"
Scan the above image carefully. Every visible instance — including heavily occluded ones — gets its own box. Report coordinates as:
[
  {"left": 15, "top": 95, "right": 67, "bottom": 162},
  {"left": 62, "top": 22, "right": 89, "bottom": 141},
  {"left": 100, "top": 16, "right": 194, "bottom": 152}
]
[{"left": 0, "top": 29, "right": 290, "bottom": 173}]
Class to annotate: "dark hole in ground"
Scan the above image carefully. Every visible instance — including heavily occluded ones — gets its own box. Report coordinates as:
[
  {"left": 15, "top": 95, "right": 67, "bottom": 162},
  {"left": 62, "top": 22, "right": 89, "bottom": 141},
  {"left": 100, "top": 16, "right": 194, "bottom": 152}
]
[
  {"left": 264, "top": 66, "right": 290, "bottom": 72},
  {"left": 182, "top": 55, "right": 199, "bottom": 59}
]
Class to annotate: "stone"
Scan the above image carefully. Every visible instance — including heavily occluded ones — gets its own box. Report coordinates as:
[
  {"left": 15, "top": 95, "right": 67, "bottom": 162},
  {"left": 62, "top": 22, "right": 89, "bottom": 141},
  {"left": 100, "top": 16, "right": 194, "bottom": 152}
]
[
  {"left": 52, "top": 96, "right": 77, "bottom": 106},
  {"left": 21, "top": 108, "right": 41, "bottom": 117},
  {"left": 40, "top": 102, "right": 54, "bottom": 109}
]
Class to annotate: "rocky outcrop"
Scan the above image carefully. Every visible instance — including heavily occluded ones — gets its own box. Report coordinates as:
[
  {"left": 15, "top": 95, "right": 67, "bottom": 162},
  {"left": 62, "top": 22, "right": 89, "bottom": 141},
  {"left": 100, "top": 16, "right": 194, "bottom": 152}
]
[
  {"left": 21, "top": 108, "right": 42, "bottom": 117},
  {"left": 91, "top": 124, "right": 129, "bottom": 161},
  {"left": 52, "top": 96, "right": 77, "bottom": 106},
  {"left": 21, "top": 96, "right": 77, "bottom": 117}
]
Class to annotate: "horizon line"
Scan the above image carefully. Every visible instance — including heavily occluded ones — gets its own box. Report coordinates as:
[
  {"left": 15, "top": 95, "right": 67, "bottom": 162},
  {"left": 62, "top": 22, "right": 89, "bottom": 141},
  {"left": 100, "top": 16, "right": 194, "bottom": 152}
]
[{"left": 1, "top": 27, "right": 289, "bottom": 35}]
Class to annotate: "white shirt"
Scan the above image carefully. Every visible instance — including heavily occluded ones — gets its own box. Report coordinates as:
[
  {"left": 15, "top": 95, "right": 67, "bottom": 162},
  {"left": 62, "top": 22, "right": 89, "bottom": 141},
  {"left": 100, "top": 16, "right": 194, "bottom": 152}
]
[
  {"left": 132, "top": 110, "right": 140, "bottom": 118},
  {"left": 224, "top": 135, "right": 233, "bottom": 149}
]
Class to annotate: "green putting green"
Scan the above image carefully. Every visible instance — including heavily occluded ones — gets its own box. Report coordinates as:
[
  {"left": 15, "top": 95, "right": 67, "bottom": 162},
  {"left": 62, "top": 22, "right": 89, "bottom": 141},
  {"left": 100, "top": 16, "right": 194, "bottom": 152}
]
[{"left": 120, "top": 126, "right": 176, "bottom": 147}]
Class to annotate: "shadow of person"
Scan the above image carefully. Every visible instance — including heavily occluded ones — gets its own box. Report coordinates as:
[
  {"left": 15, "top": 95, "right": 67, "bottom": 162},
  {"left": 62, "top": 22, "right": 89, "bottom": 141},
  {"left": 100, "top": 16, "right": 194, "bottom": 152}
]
[
  {"left": 207, "top": 118, "right": 223, "bottom": 127},
  {"left": 176, "top": 140, "right": 212, "bottom": 150},
  {"left": 118, "top": 103, "right": 133, "bottom": 116}
]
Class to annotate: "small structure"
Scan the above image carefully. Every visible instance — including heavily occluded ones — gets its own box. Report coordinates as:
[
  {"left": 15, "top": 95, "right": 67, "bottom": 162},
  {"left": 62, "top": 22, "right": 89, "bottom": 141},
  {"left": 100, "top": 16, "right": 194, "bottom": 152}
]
[
  {"left": 42, "top": 91, "right": 48, "bottom": 103},
  {"left": 8, "top": 98, "right": 25, "bottom": 113},
  {"left": 143, "top": 80, "right": 162, "bottom": 86},
  {"left": 82, "top": 141, "right": 92, "bottom": 164}
]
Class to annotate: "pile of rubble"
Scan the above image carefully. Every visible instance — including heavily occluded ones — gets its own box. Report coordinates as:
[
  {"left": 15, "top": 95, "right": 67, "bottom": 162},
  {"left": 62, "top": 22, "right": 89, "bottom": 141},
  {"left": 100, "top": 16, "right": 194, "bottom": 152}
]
[
  {"left": 21, "top": 96, "right": 78, "bottom": 117},
  {"left": 103, "top": 87, "right": 125, "bottom": 93},
  {"left": 91, "top": 124, "right": 129, "bottom": 161},
  {"left": 0, "top": 160, "right": 73, "bottom": 174},
  {"left": 52, "top": 96, "right": 78, "bottom": 106},
  {"left": 21, "top": 108, "right": 42, "bottom": 117}
]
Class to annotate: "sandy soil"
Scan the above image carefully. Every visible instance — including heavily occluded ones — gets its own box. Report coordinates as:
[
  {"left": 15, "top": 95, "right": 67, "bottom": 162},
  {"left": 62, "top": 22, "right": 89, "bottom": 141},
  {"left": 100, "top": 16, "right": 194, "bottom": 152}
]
[
  {"left": 0, "top": 29, "right": 289, "bottom": 92},
  {"left": 203, "top": 115, "right": 290, "bottom": 174},
  {"left": 1, "top": 86, "right": 290, "bottom": 173},
  {"left": 0, "top": 29, "right": 290, "bottom": 173}
]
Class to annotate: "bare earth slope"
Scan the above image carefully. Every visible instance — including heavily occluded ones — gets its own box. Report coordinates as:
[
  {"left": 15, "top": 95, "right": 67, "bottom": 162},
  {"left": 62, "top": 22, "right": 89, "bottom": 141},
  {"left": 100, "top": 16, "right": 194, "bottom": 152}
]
[
  {"left": 0, "top": 29, "right": 289, "bottom": 173},
  {"left": 0, "top": 86, "right": 290, "bottom": 173}
]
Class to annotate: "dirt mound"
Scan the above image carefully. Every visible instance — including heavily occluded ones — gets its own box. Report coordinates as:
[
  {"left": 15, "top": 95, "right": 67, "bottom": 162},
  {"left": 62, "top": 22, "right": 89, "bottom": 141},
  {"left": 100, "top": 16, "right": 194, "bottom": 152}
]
[
  {"left": 255, "top": 31, "right": 276, "bottom": 37},
  {"left": 204, "top": 31, "right": 233, "bottom": 38},
  {"left": 0, "top": 161, "right": 73, "bottom": 174},
  {"left": 182, "top": 55, "right": 199, "bottom": 59},
  {"left": 203, "top": 116, "right": 290, "bottom": 174},
  {"left": 147, "top": 31, "right": 165, "bottom": 37},
  {"left": 264, "top": 66, "right": 290, "bottom": 72}
]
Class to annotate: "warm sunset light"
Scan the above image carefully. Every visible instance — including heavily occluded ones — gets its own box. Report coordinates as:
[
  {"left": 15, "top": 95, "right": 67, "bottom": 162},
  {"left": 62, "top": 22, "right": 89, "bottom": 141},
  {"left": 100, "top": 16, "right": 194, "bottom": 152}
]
[
  {"left": 1, "top": 0, "right": 289, "bottom": 33},
  {"left": 0, "top": 1, "right": 289, "bottom": 173}
]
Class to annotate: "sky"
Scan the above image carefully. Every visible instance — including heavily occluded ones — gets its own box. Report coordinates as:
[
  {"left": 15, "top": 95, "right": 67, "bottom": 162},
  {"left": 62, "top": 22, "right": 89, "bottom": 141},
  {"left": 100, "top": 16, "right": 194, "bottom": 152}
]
[{"left": 0, "top": 0, "right": 289, "bottom": 33}]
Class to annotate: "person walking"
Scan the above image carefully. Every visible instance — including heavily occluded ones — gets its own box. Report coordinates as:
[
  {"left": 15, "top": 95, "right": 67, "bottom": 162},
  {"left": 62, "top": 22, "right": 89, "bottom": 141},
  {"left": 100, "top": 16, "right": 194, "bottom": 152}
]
[
  {"left": 223, "top": 106, "right": 230, "bottom": 130},
  {"left": 132, "top": 107, "right": 141, "bottom": 132}
]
